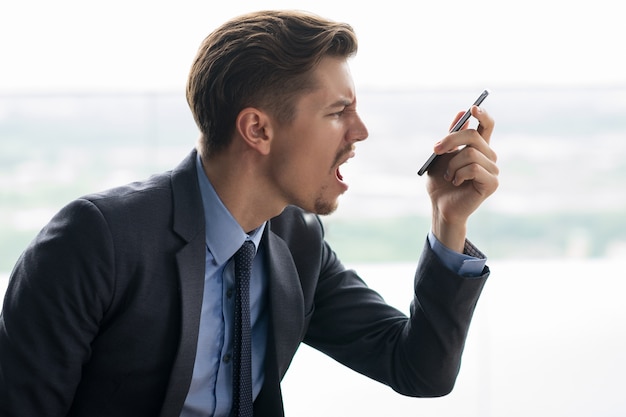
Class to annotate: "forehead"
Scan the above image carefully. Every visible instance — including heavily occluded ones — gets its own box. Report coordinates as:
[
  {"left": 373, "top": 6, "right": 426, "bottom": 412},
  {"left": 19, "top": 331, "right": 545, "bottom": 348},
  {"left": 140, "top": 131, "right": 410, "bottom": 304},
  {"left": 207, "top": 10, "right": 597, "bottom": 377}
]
[{"left": 305, "top": 56, "right": 356, "bottom": 106}]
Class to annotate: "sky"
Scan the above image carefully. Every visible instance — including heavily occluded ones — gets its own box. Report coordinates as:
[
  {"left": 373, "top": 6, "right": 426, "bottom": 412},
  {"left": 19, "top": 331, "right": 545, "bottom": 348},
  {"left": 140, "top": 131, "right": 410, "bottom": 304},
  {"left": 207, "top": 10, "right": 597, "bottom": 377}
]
[{"left": 1, "top": 0, "right": 624, "bottom": 93}]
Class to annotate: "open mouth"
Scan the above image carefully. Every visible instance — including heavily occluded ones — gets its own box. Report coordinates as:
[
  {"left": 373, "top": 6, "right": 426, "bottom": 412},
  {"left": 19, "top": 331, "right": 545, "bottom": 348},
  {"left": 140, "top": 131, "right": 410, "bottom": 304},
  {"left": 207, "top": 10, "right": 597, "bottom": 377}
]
[
  {"left": 333, "top": 146, "right": 355, "bottom": 187},
  {"left": 335, "top": 148, "right": 355, "bottom": 184},
  {"left": 336, "top": 166, "right": 344, "bottom": 182}
]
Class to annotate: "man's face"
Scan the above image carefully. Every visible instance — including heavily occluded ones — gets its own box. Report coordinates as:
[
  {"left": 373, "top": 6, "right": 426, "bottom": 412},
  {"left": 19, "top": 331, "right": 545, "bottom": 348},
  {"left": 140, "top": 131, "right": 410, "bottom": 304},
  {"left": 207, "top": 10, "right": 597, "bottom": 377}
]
[{"left": 266, "top": 56, "right": 369, "bottom": 215}]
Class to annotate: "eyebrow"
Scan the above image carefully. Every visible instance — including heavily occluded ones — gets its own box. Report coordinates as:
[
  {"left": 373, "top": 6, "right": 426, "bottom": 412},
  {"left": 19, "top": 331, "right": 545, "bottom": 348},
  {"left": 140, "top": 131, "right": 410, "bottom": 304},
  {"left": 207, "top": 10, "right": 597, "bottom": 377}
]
[{"left": 326, "top": 98, "right": 354, "bottom": 110}]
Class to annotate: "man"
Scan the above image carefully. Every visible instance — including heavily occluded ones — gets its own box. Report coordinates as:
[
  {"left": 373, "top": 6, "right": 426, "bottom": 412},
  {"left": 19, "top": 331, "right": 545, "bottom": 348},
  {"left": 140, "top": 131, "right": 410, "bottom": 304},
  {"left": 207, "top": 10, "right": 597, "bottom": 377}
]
[{"left": 0, "top": 10, "right": 499, "bottom": 417}]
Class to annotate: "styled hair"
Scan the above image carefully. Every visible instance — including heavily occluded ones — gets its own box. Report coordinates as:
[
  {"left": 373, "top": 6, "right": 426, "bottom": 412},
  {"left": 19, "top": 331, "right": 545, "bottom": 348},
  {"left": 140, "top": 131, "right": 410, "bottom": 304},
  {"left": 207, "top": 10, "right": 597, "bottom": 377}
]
[{"left": 186, "top": 10, "right": 358, "bottom": 157}]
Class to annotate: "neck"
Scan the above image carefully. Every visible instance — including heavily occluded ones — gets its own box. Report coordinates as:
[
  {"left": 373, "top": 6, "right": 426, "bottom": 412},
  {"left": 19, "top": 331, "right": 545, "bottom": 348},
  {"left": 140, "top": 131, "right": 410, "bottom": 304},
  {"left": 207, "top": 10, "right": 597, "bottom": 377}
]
[{"left": 200, "top": 150, "right": 285, "bottom": 233}]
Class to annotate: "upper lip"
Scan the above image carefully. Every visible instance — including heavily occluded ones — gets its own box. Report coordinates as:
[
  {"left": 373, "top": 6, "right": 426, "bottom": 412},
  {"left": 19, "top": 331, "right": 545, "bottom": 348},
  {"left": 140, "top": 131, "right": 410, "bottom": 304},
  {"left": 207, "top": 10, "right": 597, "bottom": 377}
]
[{"left": 337, "top": 146, "right": 356, "bottom": 167}]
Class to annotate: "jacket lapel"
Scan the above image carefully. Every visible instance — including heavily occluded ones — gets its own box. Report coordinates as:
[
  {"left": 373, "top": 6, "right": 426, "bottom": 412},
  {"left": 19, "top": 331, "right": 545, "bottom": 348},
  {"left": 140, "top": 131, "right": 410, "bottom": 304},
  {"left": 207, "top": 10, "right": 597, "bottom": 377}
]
[
  {"left": 159, "top": 150, "right": 207, "bottom": 417},
  {"left": 263, "top": 229, "right": 305, "bottom": 378}
]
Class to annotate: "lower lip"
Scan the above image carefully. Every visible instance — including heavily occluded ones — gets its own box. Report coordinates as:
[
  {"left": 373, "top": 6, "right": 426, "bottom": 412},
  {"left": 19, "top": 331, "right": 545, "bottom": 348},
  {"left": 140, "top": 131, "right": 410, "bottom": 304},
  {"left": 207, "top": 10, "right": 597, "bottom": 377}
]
[
  {"left": 335, "top": 151, "right": 354, "bottom": 191},
  {"left": 336, "top": 168, "right": 349, "bottom": 192}
]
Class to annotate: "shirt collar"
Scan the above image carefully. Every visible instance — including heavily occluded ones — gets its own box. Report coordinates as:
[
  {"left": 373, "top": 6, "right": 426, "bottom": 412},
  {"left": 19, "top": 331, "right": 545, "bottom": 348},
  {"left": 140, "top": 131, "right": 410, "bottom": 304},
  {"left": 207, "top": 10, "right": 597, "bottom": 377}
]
[{"left": 195, "top": 153, "right": 265, "bottom": 265}]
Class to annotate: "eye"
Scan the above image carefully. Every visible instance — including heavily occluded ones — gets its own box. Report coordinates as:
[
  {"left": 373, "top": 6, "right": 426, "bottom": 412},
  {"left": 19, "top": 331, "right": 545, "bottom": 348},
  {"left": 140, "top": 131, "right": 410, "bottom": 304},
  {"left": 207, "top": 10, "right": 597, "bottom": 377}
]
[{"left": 330, "top": 108, "right": 346, "bottom": 117}]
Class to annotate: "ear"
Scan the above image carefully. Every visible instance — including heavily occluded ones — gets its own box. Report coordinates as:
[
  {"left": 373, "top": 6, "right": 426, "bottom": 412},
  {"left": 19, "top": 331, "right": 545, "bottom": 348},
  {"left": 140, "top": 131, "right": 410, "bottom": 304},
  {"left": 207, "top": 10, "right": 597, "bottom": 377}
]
[{"left": 236, "top": 108, "right": 272, "bottom": 156}]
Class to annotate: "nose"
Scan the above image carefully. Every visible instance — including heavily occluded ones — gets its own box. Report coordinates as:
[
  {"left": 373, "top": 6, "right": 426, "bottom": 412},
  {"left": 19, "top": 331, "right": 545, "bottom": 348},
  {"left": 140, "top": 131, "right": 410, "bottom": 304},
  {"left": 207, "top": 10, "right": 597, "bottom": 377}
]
[{"left": 350, "top": 113, "right": 369, "bottom": 143}]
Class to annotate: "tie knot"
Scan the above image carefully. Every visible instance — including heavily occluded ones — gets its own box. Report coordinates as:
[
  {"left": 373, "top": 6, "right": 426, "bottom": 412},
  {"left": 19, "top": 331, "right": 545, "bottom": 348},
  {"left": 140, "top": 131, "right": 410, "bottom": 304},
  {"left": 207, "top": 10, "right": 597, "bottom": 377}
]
[{"left": 235, "top": 240, "right": 255, "bottom": 276}]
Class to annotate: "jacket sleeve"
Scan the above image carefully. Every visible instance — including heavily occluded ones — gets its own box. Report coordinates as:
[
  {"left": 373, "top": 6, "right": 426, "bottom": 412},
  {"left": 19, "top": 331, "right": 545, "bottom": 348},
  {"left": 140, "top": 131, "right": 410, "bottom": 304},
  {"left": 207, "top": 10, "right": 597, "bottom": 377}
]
[
  {"left": 302, "top": 217, "right": 489, "bottom": 397},
  {"left": 0, "top": 199, "right": 116, "bottom": 416}
]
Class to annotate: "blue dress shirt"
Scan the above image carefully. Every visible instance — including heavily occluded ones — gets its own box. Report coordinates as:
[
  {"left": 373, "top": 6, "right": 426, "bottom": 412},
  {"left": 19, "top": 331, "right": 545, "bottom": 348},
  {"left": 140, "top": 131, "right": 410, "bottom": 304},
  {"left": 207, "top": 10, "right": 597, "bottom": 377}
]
[
  {"left": 181, "top": 154, "right": 486, "bottom": 416},
  {"left": 181, "top": 155, "right": 268, "bottom": 417},
  {"left": 427, "top": 231, "right": 487, "bottom": 277}
]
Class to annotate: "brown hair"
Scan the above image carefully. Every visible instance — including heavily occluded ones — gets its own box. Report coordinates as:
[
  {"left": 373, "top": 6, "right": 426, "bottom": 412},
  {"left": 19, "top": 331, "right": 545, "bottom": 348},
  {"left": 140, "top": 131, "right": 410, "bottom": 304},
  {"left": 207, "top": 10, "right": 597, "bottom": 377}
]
[{"left": 186, "top": 10, "right": 358, "bottom": 157}]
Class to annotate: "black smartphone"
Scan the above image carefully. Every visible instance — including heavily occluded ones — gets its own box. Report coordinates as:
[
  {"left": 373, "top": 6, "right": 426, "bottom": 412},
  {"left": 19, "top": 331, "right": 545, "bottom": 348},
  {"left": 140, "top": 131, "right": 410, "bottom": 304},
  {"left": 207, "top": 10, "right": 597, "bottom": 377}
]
[{"left": 417, "top": 89, "right": 490, "bottom": 176}]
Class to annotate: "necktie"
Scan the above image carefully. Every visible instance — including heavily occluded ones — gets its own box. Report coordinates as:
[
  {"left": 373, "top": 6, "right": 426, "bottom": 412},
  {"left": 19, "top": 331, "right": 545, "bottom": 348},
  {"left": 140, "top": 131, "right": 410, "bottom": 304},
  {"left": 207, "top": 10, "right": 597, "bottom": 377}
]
[{"left": 232, "top": 240, "right": 255, "bottom": 417}]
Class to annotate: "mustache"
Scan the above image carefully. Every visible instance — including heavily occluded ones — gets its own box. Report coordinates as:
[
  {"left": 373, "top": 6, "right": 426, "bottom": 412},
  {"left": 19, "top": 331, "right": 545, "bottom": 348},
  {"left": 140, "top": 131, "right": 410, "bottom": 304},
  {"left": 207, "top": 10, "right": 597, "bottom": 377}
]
[{"left": 332, "top": 144, "right": 355, "bottom": 168}]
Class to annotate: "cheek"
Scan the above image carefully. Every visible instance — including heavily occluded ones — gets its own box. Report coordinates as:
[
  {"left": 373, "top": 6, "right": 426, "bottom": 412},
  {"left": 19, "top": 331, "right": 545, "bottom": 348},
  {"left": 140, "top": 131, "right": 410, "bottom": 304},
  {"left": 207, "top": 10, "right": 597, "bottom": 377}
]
[
  {"left": 273, "top": 126, "right": 338, "bottom": 179},
  {"left": 284, "top": 149, "right": 334, "bottom": 193},
  {"left": 289, "top": 139, "right": 328, "bottom": 168}
]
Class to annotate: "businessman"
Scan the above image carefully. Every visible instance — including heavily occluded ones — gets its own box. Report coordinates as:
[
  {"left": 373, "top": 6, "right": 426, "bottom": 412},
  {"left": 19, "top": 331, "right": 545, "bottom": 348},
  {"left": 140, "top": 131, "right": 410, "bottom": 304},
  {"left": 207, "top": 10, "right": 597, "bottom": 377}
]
[{"left": 0, "top": 10, "right": 499, "bottom": 417}]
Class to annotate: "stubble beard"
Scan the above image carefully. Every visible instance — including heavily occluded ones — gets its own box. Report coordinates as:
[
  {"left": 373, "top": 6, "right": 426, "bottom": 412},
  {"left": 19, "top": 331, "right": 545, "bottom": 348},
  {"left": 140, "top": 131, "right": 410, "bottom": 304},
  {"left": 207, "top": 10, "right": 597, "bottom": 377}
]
[
  {"left": 312, "top": 185, "right": 340, "bottom": 216},
  {"left": 314, "top": 198, "right": 338, "bottom": 216}
]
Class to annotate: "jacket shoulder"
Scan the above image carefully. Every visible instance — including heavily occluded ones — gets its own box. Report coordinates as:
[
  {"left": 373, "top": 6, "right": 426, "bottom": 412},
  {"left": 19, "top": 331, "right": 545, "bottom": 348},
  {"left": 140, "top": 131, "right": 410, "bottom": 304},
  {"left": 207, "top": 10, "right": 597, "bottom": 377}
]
[{"left": 269, "top": 206, "right": 324, "bottom": 244}]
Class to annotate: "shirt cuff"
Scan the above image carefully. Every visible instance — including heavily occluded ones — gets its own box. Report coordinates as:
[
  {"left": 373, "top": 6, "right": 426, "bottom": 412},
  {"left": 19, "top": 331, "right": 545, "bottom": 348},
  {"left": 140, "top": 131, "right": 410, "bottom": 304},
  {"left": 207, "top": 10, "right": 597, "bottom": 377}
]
[{"left": 427, "top": 231, "right": 487, "bottom": 278}]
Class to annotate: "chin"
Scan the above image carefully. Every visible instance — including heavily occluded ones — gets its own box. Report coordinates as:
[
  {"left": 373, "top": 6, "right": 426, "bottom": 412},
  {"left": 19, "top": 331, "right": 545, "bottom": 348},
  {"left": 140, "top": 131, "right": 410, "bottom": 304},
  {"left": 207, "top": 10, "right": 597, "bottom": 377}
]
[{"left": 313, "top": 197, "right": 339, "bottom": 216}]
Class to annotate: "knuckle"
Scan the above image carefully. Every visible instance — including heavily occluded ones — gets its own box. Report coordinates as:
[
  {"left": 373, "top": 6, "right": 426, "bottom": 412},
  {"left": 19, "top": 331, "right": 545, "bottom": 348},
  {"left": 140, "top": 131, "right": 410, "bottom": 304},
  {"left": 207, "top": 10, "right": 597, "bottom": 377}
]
[
  {"left": 469, "top": 162, "right": 482, "bottom": 176},
  {"left": 464, "top": 146, "right": 480, "bottom": 160}
]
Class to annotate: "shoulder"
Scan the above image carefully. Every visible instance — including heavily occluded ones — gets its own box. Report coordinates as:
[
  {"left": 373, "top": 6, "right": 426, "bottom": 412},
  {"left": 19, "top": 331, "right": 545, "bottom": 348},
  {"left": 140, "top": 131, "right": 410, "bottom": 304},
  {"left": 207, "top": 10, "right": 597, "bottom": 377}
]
[
  {"left": 78, "top": 150, "right": 199, "bottom": 220},
  {"left": 83, "top": 149, "right": 198, "bottom": 214},
  {"left": 84, "top": 171, "right": 173, "bottom": 209},
  {"left": 31, "top": 151, "right": 201, "bottom": 254},
  {"left": 269, "top": 205, "right": 324, "bottom": 243},
  {"left": 35, "top": 172, "right": 175, "bottom": 255}
]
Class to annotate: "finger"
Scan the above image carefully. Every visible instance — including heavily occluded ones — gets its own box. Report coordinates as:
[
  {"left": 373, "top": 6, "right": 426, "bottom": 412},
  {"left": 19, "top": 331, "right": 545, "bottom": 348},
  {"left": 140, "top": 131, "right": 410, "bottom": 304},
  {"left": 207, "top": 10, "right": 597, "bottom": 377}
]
[
  {"left": 451, "top": 164, "right": 499, "bottom": 197},
  {"left": 435, "top": 107, "right": 494, "bottom": 155},
  {"left": 434, "top": 128, "right": 493, "bottom": 158},
  {"left": 464, "top": 131, "right": 498, "bottom": 165},
  {"left": 446, "top": 147, "right": 499, "bottom": 188},
  {"left": 446, "top": 158, "right": 499, "bottom": 193},
  {"left": 429, "top": 111, "right": 469, "bottom": 156},
  {"left": 448, "top": 110, "right": 470, "bottom": 132},
  {"left": 447, "top": 145, "right": 499, "bottom": 177},
  {"left": 471, "top": 105, "right": 495, "bottom": 145}
]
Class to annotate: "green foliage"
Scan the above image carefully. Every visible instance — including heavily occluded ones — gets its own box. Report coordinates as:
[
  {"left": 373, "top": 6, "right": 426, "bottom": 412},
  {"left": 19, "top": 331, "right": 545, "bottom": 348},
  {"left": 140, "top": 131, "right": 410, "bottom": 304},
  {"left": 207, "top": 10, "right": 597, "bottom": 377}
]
[{"left": 322, "top": 211, "right": 626, "bottom": 263}]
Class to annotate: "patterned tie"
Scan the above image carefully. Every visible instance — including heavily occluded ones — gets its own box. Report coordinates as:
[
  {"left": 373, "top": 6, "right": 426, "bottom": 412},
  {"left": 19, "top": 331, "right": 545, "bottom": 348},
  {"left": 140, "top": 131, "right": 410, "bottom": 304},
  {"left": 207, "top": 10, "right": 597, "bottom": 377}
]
[{"left": 232, "top": 240, "right": 255, "bottom": 417}]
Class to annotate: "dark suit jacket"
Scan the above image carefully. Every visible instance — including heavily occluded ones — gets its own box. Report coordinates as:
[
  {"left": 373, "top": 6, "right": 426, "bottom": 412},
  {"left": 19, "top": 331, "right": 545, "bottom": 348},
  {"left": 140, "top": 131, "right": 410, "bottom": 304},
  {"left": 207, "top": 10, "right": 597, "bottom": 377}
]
[{"left": 0, "top": 150, "right": 488, "bottom": 416}]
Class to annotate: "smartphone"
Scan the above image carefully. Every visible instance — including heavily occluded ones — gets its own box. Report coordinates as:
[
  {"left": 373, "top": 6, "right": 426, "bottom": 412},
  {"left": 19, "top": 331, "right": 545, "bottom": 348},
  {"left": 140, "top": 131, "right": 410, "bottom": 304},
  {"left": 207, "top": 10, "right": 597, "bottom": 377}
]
[{"left": 417, "top": 89, "right": 490, "bottom": 176}]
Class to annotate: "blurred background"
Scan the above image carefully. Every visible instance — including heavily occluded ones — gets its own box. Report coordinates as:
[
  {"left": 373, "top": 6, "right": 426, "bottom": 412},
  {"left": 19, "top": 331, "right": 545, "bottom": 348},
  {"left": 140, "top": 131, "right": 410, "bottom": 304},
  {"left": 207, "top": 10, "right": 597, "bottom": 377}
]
[{"left": 1, "top": 0, "right": 625, "bottom": 415}]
